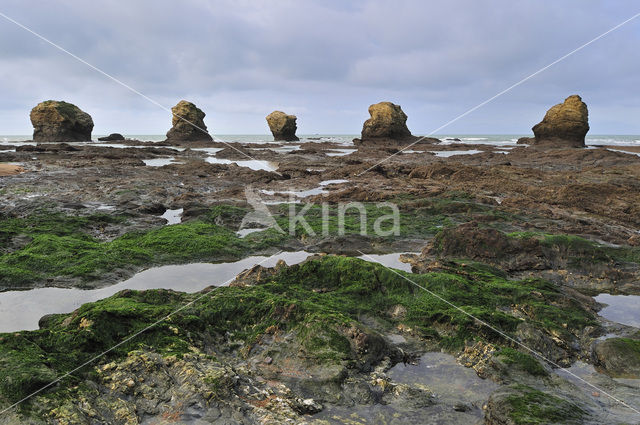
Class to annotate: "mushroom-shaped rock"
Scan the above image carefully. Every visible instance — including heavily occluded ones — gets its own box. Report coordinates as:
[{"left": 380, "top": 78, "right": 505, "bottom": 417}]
[
  {"left": 361, "top": 102, "right": 412, "bottom": 140},
  {"left": 98, "top": 133, "right": 125, "bottom": 141},
  {"left": 165, "top": 100, "right": 213, "bottom": 142},
  {"left": 30, "top": 100, "right": 94, "bottom": 143},
  {"left": 266, "top": 111, "right": 299, "bottom": 141},
  {"left": 531, "top": 95, "right": 589, "bottom": 148}
]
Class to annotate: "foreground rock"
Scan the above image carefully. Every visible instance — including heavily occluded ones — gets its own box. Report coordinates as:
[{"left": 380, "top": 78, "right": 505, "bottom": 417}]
[
  {"left": 30, "top": 100, "right": 94, "bottom": 143},
  {"left": 98, "top": 133, "right": 125, "bottom": 141},
  {"left": 526, "top": 95, "right": 589, "bottom": 148},
  {"left": 0, "top": 164, "right": 24, "bottom": 176},
  {"left": 0, "top": 256, "right": 611, "bottom": 424},
  {"left": 266, "top": 111, "right": 299, "bottom": 141},
  {"left": 360, "top": 101, "right": 412, "bottom": 141},
  {"left": 165, "top": 100, "right": 213, "bottom": 142}
]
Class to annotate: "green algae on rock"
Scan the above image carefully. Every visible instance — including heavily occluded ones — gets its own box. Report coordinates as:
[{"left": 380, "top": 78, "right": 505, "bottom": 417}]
[{"left": 0, "top": 255, "right": 600, "bottom": 421}]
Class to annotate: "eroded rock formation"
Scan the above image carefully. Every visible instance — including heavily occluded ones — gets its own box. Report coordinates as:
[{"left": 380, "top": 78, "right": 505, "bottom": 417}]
[
  {"left": 530, "top": 95, "right": 589, "bottom": 148},
  {"left": 165, "top": 100, "right": 213, "bottom": 142},
  {"left": 30, "top": 100, "right": 93, "bottom": 143},
  {"left": 266, "top": 111, "right": 299, "bottom": 141},
  {"left": 361, "top": 101, "right": 412, "bottom": 140}
]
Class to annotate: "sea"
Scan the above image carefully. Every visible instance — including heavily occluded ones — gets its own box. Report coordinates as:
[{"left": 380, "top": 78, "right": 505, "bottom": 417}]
[{"left": 1, "top": 134, "right": 639, "bottom": 148}]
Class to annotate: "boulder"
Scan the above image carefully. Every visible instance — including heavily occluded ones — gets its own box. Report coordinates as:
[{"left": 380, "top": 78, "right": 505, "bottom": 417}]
[
  {"left": 266, "top": 111, "right": 299, "bottom": 141},
  {"left": 98, "top": 133, "right": 125, "bottom": 141},
  {"left": 165, "top": 100, "right": 213, "bottom": 142},
  {"left": 593, "top": 338, "right": 640, "bottom": 378},
  {"left": 531, "top": 95, "right": 589, "bottom": 148},
  {"left": 30, "top": 100, "right": 93, "bottom": 143},
  {"left": 361, "top": 101, "right": 412, "bottom": 140}
]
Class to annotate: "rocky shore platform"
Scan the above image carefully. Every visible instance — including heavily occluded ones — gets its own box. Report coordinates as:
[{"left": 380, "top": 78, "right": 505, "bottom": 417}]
[{"left": 1, "top": 130, "right": 640, "bottom": 424}]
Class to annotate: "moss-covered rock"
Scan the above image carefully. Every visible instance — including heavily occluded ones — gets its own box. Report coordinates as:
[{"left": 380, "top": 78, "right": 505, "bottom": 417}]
[
  {"left": 486, "top": 384, "right": 586, "bottom": 424},
  {"left": 593, "top": 337, "right": 640, "bottom": 378},
  {"left": 0, "top": 255, "right": 599, "bottom": 414}
]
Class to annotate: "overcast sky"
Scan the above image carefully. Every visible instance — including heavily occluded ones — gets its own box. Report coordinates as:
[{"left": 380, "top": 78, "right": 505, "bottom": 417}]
[{"left": 0, "top": 0, "right": 638, "bottom": 135}]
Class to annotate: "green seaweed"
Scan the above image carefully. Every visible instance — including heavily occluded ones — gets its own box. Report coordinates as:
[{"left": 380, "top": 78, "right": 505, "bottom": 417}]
[
  {"left": 505, "top": 385, "right": 585, "bottom": 424},
  {"left": 0, "top": 256, "right": 598, "bottom": 408}
]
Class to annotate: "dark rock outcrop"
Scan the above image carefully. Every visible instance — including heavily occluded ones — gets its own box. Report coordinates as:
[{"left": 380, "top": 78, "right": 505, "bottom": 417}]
[
  {"left": 530, "top": 95, "right": 589, "bottom": 148},
  {"left": 165, "top": 100, "right": 213, "bottom": 142},
  {"left": 266, "top": 111, "right": 299, "bottom": 141},
  {"left": 361, "top": 101, "right": 412, "bottom": 140},
  {"left": 30, "top": 100, "right": 93, "bottom": 143},
  {"left": 98, "top": 133, "right": 125, "bottom": 141}
]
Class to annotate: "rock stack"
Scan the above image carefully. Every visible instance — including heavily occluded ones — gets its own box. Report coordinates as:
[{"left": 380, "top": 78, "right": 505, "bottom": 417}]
[
  {"left": 30, "top": 100, "right": 94, "bottom": 143},
  {"left": 355, "top": 102, "right": 438, "bottom": 145},
  {"left": 361, "top": 102, "right": 412, "bottom": 140},
  {"left": 165, "top": 100, "right": 213, "bottom": 142},
  {"left": 266, "top": 111, "right": 299, "bottom": 141},
  {"left": 519, "top": 95, "right": 589, "bottom": 148}
]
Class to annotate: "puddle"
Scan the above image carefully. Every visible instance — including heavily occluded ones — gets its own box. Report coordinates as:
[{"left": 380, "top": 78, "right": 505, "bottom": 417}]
[
  {"left": 0, "top": 252, "right": 420, "bottom": 333},
  {"left": 554, "top": 361, "right": 640, "bottom": 423},
  {"left": 607, "top": 148, "right": 640, "bottom": 157},
  {"left": 205, "top": 157, "right": 278, "bottom": 172},
  {"left": 160, "top": 208, "right": 183, "bottom": 225},
  {"left": 319, "top": 179, "right": 349, "bottom": 186},
  {"left": 595, "top": 294, "right": 640, "bottom": 327},
  {"left": 312, "top": 352, "right": 496, "bottom": 424},
  {"left": 0, "top": 252, "right": 313, "bottom": 333},
  {"left": 143, "top": 157, "right": 181, "bottom": 167},
  {"left": 190, "top": 147, "right": 225, "bottom": 155},
  {"left": 82, "top": 203, "right": 116, "bottom": 211},
  {"left": 389, "top": 352, "right": 498, "bottom": 405},
  {"left": 357, "top": 252, "right": 415, "bottom": 273},
  {"left": 261, "top": 180, "right": 349, "bottom": 198},
  {"left": 83, "top": 142, "right": 187, "bottom": 151},
  {"left": 325, "top": 148, "right": 356, "bottom": 157},
  {"left": 236, "top": 228, "right": 267, "bottom": 238},
  {"left": 251, "top": 145, "right": 301, "bottom": 153},
  {"left": 430, "top": 150, "right": 483, "bottom": 157}
]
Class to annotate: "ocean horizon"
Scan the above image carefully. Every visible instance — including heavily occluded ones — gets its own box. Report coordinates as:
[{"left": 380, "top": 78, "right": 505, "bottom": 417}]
[{"left": 2, "top": 134, "right": 639, "bottom": 147}]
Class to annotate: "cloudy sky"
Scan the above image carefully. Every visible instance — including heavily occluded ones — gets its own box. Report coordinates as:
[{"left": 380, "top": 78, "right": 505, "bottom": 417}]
[{"left": 0, "top": 0, "right": 638, "bottom": 135}]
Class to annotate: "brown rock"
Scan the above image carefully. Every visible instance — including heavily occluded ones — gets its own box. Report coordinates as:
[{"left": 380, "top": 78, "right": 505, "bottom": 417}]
[
  {"left": 531, "top": 95, "right": 589, "bottom": 148},
  {"left": 165, "top": 100, "right": 213, "bottom": 142},
  {"left": 266, "top": 111, "right": 299, "bottom": 141},
  {"left": 30, "top": 100, "right": 94, "bottom": 143},
  {"left": 361, "top": 102, "right": 412, "bottom": 140},
  {"left": 0, "top": 164, "right": 25, "bottom": 176}
]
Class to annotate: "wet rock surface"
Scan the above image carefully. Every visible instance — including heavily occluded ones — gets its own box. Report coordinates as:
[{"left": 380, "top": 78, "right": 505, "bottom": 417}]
[{"left": 1, "top": 134, "right": 640, "bottom": 424}]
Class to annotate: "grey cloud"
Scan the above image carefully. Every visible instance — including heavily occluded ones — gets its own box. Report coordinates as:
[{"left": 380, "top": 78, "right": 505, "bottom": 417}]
[{"left": 0, "top": 0, "right": 638, "bottom": 135}]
